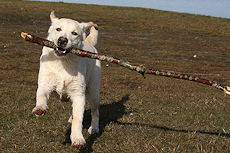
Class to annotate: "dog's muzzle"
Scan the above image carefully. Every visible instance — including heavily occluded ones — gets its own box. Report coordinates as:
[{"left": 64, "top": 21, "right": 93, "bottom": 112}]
[
  {"left": 55, "top": 36, "right": 71, "bottom": 56},
  {"left": 57, "top": 36, "right": 68, "bottom": 48}
]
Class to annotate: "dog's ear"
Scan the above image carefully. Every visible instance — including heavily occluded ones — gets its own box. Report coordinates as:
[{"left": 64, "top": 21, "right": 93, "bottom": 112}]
[
  {"left": 50, "top": 11, "right": 58, "bottom": 22},
  {"left": 80, "top": 22, "right": 98, "bottom": 31}
]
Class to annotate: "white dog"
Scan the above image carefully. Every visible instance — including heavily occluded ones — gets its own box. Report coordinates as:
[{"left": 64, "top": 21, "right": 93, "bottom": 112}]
[{"left": 32, "top": 11, "right": 101, "bottom": 148}]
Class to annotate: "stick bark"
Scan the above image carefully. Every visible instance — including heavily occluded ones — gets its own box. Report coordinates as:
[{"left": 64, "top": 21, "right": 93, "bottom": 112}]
[{"left": 21, "top": 32, "right": 230, "bottom": 95}]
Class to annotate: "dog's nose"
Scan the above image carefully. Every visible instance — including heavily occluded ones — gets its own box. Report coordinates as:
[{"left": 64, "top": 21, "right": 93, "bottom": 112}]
[{"left": 57, "top": 36, "right": 68, "bottom": 48}]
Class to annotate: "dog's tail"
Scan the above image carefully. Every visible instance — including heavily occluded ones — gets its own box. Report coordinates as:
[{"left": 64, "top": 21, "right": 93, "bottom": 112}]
[{"left": 85, "top": 26, "right": 98, "bottom": 47}]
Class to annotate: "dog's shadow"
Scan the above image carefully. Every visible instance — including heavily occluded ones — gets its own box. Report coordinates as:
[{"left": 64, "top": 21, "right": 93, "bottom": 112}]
[{"left": 62, "top": 94, "right": 230, "bottom": 152}]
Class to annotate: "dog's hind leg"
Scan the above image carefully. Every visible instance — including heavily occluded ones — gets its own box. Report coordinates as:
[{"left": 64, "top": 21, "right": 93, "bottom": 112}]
[
  {"left": 87, "top": 65, "right": 101, "bottom": 134},
  {"left": 87, "top": 89, "right": 100, "bottom": 134}
]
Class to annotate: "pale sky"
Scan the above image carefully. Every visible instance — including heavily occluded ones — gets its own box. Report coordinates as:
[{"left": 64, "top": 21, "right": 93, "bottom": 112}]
[{"left": 30, "top": 0, "right": 230, "bottom": 19}]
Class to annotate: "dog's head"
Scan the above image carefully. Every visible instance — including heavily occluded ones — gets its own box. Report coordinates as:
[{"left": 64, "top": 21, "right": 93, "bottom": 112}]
[{"left": 47, "top": 11, "right": 96, "bottom": 57}]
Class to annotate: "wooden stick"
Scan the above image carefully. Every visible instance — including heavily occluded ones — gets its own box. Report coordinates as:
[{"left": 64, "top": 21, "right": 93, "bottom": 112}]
[{"left": 21, "top": 32, "right": 230, "bottom": 95}]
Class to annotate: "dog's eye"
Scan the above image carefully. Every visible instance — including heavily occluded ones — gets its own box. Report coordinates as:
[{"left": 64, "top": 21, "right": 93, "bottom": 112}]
[
  {"left": 56, "top": 28, "right": 62, "bottom": 32},
  {"left": 71, "top": 32, "right": 78, "bottom": 36}
]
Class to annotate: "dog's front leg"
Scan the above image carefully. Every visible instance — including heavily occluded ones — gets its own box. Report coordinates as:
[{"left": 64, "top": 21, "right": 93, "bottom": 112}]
[
  {"left": 32, "top": 85, "right": 52, "bottom": 116},
  {"left": 70, "top": 94, "right": 86, "bottom": 148}
]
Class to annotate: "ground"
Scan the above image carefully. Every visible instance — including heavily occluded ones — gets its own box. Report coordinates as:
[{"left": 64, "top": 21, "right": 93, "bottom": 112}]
[{"left": 0, "top": 0, "right": 230, "bottom": 152}]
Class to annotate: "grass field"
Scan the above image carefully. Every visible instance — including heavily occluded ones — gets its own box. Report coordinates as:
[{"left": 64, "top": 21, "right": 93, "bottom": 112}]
[{"left": 1, "top": 0, "right": 230, "bottom": 152}]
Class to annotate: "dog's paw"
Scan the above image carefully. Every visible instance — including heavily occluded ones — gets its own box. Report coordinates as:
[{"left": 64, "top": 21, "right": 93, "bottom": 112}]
[
  {"left": 71, "top": 137, "right": 86, "bottom": 149},
  {"left": 32, "top": 106, "right": 47, "bottom": 116},
  {"left": 88, "top": 126, "right": 99, "bottom": 135}
]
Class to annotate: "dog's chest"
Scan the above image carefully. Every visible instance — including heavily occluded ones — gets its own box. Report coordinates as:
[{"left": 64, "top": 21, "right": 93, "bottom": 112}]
[
  {"left": 40, "top": 50, "right": 89, "bottom": 96},
  {"left": 46, "top": 58, "right": 86, "bottom": 95}
]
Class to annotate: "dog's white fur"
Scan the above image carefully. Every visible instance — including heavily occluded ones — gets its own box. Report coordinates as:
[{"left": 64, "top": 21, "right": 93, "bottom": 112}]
[{"left": 32, "top": 11, "right": 101, "bottom": 147}]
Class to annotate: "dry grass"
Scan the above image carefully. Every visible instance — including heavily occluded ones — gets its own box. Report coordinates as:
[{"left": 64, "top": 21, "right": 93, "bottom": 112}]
[{"left": 1, "top": 0, "right": 230, "bottom": 152}]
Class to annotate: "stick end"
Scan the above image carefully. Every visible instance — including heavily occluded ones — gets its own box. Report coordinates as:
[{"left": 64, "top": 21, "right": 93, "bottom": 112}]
[
  {"left": 224, "top": 86, "right": 230, "bottom": 95},
  {"left": 21, "top": 32, "right": 33, "bottom": 40},
  {"left": 21, "top": 32, "right": 28, "bottom": 39}
]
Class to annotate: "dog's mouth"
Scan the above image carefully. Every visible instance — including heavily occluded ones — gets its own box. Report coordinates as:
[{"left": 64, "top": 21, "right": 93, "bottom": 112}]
[{"left": 54, "top": 47, "right": 71, "bottom": 56}]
